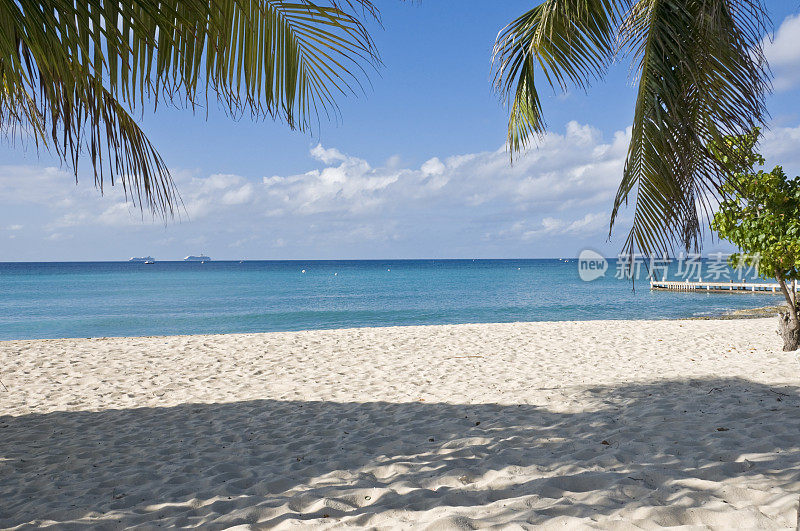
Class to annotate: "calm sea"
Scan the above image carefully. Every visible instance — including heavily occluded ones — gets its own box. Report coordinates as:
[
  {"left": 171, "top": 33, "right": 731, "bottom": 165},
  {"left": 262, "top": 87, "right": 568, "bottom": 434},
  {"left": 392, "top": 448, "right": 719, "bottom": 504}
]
[{"left": 0, "top": 259, "right": 782, "bottom": 340}]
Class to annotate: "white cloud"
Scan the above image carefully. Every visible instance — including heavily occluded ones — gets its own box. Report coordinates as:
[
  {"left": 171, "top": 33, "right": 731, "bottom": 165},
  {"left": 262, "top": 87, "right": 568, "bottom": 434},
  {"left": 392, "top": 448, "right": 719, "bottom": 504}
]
[
  {"left": 309, "top": 144, "right": 348, "bottom": 164},
  {"left": 0, "top": 121, "right": 667, "bottom": 259},
  {"left": 98, "top": 203, "right": 138, "bottom": 226},
  {"left": 243, "top": 122, "right": 628, "bottom": 233},
  {"left": 48, "top": 212, "right": 92, "bottom": 229},
  {"left": 562, "top": 212, "right": 608, "bottom": 234},
  {"left": 763, "top": 14, "right": 800, "bottom": 91},
  {"left": 0, "top": 166, "right": 71, "bottom": 203},
  {"left": 221, "top": 183, "right": 254, "bottom": 205},
  {"left": 421, "top": 157, "right": 445, "bottom": 176},
  {"left": 45, "top": 232, "right": 72, "bottom": 241},
  {"left": 496, "top": 212, "right": 609, "bottom": 241},
  {"left": 761, "top": 124, "right": 800, "bottom": 175}
]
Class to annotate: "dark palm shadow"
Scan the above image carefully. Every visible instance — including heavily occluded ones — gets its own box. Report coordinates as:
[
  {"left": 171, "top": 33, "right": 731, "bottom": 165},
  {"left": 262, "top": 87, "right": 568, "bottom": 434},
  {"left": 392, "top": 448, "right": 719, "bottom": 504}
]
[{"left": 1, "top": 377, "right": 799, "bottom": 528}]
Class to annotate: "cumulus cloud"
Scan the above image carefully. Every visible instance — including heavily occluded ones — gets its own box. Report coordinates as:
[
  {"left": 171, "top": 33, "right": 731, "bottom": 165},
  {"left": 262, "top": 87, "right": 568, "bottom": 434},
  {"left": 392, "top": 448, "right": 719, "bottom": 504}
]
[
  {"left": 761, "top": 124, "right": 800, "bottom": 173},
  {"left": 494, "top": 212, "right": 609, "bottom": 241},
  {"left": 243, "top": 121, "right": 628, "bottom": 230},
  {"left": 2, "top": 120, "right": 747, "bottom": 259},
  {"left": 420, "top": 157, "right": 445, "bottom": 176},
  {"left": 221, "top": 183, "right": 254, "bottom": 206},
  {"left": 309, "top": 144, "right": 348, "bottom": 164},
  {"left": 763, "top": 14, "right": 800, "bottom": 91}
]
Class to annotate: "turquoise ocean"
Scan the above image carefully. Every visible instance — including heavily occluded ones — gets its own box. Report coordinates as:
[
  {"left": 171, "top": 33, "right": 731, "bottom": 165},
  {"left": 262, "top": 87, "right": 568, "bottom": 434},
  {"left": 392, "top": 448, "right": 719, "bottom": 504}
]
[{"left": 0, "top": 259, "right": 782, "bottom": 340}]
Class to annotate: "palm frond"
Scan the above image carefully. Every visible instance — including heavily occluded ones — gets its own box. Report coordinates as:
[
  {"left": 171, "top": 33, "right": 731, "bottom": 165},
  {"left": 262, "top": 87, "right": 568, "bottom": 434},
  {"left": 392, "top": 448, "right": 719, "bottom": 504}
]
[
  {"left": 492, "top": 0, "right": 622, "bottom": 155},
  {"left": 611, "top": 0, "right": 770, "bottom": 256},
  {"left": 0, "top": 0, "right": 380, "bottom": 215}
]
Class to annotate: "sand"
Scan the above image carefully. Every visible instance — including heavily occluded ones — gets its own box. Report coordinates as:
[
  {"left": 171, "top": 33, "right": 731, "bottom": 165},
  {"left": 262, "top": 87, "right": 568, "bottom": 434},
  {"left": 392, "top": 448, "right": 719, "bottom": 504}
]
[{"left": 1, "top": 318, "right": 799, "bottom": 529}]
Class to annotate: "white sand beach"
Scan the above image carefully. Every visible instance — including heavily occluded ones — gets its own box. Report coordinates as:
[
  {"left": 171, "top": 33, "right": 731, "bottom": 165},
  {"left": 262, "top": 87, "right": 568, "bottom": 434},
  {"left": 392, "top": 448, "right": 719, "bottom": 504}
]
[{"left": 1, "top": 318, "right": 799, "bottom": 529}]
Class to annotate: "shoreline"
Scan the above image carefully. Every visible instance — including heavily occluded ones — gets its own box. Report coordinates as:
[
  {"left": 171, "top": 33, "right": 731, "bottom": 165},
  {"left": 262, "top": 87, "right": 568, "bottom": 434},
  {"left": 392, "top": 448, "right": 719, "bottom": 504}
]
[
  {"left": 2, "top": 317, "right": 799, "bottom": 528},
  {"left": 0, "top": 304, "right": 788, "bottom": 343},
  {"left": 694, "top": 303, "right": 787, "bottom": 320}
]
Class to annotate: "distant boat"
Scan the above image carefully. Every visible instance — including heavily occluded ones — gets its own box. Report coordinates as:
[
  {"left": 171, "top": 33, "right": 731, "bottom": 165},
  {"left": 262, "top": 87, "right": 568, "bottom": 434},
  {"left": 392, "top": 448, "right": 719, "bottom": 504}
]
[
  {"left": 184, "top": 255, "right": 211, "bottom": 262},
  {"left": 129, "top": 256, "right": 154, "bottom": 263},
  {"left": 144, "top": 260, "right": 155, "bottom": 265}
]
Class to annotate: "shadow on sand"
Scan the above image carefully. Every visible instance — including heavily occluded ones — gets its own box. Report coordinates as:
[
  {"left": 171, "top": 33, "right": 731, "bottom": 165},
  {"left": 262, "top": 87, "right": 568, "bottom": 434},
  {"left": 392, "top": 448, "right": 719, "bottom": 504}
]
[{"left": 2, "top": 377, "right": 799, "bottom": 528}]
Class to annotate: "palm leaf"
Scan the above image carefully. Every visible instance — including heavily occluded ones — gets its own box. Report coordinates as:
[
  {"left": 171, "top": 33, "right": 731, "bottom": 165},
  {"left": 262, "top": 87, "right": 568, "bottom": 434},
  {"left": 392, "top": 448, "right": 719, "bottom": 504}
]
[
  {"left": 0, "top": 0, "right": 379, "bottom": 215},
  {"left": 495, "top": 0, "right": 771, "bottom": 258},
  {"left": 611, "top": 0, "right": 770, "bottom": 257},
  {"left": 492, "top": 0, "right": 622, "bottom": 155}
]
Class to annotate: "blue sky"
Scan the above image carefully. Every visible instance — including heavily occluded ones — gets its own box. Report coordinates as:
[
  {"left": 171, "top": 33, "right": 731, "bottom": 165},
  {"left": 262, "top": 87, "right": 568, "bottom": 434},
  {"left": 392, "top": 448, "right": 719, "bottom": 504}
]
[{"left": 2, "top": 1, "right": 800, "bottom": 261}]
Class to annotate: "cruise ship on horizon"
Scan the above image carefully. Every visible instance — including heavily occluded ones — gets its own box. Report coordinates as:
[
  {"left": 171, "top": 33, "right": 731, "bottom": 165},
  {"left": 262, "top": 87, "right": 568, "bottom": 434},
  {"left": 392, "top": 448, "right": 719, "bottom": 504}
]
[
  {"left": 129, "top": 256, "right": 154, "bottom": 263},
  {"left": 184, "top": 254, "right": 211, "bottom": 262}
]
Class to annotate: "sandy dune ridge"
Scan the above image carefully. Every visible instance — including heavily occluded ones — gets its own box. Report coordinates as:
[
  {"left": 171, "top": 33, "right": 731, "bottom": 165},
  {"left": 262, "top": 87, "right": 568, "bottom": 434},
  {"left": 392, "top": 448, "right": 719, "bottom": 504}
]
[{"left": 1, "top": 318, "right": 799, "bottom": 529}]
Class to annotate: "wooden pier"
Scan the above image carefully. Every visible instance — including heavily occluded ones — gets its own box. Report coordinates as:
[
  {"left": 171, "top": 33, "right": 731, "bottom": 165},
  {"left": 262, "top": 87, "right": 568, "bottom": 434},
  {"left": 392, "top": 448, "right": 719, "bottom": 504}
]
[{"left": 650, "top": 280, "right": 791, "bottom": 294}]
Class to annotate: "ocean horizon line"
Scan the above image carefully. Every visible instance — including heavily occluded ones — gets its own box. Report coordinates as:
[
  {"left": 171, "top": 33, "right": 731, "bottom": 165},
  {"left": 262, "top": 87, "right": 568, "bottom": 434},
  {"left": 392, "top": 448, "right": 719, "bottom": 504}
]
[
  {"left": 1, "top": 257, "right": 581, "bottom": 264},
  {"left": 0, "top": 256, "right": 733, "bottom": 263}
]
